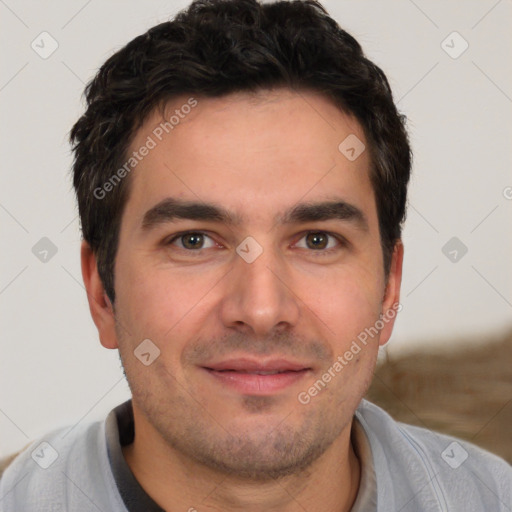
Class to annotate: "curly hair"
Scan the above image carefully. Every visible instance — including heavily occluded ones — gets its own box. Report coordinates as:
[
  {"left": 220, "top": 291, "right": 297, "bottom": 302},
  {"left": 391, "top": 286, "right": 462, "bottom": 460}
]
[{"left": 70, "top": 0, "right": 412, "bottom": 304}]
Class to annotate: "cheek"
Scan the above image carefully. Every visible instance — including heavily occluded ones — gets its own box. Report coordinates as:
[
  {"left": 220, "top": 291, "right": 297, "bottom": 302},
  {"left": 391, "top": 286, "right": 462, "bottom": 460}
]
[
  {"left": 114, "top": 262, "right": 195, "bottom": 388},
  {"left": 310, "top": 272, "right": 382, "bottom": 401},
  {"left": 116, "top": 255, "right": 186, "bottom": 326},
  {"left": 114, "top": 256, "right": 221, "bottom": 363},
  {"left": 304, "top": 266, "right": 383, "bottom": 342}
]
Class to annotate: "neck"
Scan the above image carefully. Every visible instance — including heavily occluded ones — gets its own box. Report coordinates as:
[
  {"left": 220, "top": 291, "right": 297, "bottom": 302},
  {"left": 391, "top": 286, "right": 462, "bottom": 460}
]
[{"left": 122, "top": 408, "right": 361, "bottom": 512}]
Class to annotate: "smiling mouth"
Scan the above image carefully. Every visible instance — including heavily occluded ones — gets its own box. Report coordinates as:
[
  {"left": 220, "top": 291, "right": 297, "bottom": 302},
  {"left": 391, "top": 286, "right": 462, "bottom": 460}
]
[
  {"left": 209, "top": 369, "right": 302, "bottom": 375},
  {"left": 202, "top": 365, "right": 311, "bottom": 395}
]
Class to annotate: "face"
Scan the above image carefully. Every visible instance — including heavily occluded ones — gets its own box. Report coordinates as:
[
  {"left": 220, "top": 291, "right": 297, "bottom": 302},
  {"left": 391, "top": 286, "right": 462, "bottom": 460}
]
[{"left": 85, "top": 88, "right": 402, "bottom": 480}]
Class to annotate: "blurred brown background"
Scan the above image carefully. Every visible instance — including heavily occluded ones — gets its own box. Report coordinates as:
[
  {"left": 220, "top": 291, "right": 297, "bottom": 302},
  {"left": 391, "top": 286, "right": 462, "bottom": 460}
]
[{"left": 366, "top": 329, "right": 512, "bottom": 464}]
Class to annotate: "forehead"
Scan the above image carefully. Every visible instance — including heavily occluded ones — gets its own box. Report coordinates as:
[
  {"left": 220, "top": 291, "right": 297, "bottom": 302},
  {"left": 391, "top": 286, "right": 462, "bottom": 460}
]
[{"left": 121, "top": 88, "right": 376, "bottom": 232}]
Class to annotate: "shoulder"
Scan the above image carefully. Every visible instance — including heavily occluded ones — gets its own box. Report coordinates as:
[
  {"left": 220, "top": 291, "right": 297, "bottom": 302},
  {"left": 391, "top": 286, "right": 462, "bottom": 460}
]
[
  {"left": 356, "top": 399, "right": 512, "bottom": 511},
  {"left": 0, "top": 424, "right": 72, "bottom": 510},
  {"left": 0, "top": 419, "right": 122, "bottom": 511},
  {"left": 0, "top": 445, "right": 31, "bottom": 479}
]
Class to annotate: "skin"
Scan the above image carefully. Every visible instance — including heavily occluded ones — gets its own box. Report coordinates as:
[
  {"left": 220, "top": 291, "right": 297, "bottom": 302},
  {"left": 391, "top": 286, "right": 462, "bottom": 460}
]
[{"left": 81, "top": 88, "right": 403, "bottom": 512}]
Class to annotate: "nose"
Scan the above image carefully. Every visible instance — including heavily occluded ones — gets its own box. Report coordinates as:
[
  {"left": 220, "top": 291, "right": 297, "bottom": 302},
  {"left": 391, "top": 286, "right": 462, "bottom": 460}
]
[{"left": 219, "top": 241, "right": 301, "bottom": 338}]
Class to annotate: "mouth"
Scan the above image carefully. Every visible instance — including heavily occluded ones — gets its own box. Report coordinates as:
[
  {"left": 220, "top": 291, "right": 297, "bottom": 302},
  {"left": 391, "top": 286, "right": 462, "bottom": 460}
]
[{"left": 201, "top": 358, "right": 312, "bottom": 395}]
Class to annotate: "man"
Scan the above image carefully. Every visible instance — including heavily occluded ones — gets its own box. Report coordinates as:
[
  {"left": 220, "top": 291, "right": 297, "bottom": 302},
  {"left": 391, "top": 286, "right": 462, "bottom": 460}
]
[{"left": 0, "top": 0, "right": 510, "bottom": 510}]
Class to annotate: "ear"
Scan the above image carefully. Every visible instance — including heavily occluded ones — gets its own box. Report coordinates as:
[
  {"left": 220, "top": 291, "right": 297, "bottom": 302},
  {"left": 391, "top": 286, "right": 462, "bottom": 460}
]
[
  {"left": 80, "top": 240, "right": 119, "bottom": 349},
  {"left": 379, "top": 240, "right": 404, "bottom": 347}
]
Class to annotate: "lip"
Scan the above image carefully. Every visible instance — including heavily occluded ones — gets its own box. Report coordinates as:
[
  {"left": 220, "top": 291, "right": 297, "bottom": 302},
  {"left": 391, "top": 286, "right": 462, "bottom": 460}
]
[
  {"left": 204, "top": 358, "right": 310, "bottom": 372},
  {"left": 202, "top": 357, "right": 312, "bottom": 395}
]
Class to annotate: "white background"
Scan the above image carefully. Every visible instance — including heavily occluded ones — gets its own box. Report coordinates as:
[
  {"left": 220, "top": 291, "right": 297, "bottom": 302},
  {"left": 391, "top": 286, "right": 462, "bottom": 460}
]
[{"left": 1, "top": 0, "right": 511, "bottom": 457}]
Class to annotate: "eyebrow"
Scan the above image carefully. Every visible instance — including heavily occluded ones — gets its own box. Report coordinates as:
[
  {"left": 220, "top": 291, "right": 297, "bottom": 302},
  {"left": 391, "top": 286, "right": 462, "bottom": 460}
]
[{"left": 141, "top": 197, "right": 368, "bottom": 232}]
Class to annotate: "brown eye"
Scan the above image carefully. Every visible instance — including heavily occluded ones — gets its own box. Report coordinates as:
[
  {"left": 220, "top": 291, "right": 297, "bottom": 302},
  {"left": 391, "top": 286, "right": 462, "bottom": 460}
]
[
  {"left": 295, "top": 231, "right": 343, "bottom": 255},
  {"left": 181, "top": 233, "right": 204, "bottom": 249},
  {"left": 168, "top": 232, "right": 215, "bottom": 250},
  {"left": 305, "top": 232, "right": 329, "bottom": 250}
]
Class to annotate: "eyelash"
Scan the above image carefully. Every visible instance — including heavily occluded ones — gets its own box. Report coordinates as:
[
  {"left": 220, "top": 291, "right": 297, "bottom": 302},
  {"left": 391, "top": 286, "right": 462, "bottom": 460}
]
[{"left": 165, "top": 231, "right": 345, "bottom": 257}]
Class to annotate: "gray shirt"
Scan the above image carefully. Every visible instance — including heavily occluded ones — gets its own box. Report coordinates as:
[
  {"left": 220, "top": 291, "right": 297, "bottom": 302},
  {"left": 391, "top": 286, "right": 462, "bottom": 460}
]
[{"left": 1, "top": 399, "right": 510, "bottom": 511}]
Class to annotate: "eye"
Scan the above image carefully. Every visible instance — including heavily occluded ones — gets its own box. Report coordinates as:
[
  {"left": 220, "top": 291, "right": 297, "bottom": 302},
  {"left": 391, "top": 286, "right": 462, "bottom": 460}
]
[
  {"left": 294, "top": 231, "right": 343, "bottom": 254},
  {"left": 167, "top": 232, "right": 216, "bottom": 251},
  {"left": 164, "top": 230, "right": 344, "bottom": 256}
]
